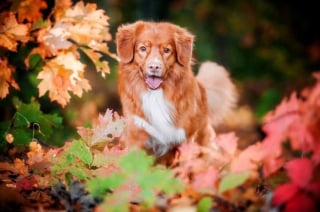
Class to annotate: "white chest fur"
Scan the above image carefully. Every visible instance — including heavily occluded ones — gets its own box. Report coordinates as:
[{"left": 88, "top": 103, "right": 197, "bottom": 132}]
[{"left": 133, "top": 89, "right": 186, "bottom": 156}]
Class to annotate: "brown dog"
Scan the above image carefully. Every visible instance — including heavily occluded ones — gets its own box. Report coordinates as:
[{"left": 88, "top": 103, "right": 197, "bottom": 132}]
[{"left": 116, "top": 21, "right": 236, "bottom": 158}]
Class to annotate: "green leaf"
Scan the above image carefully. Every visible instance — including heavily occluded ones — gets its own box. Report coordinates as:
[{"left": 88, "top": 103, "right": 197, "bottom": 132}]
[
  {"left": 87, "top": 174, "right": 124, "bottom": 198},
  {"left": 218, "top": 171, "right": 250, "bottom": 193},
  {"left": 69, "top": 139, "right": 93, "bottom": 166},
  {"left": 28, "top": 54, "right": 44, "bottom": 72},
  {"left": 118, "top": 148, "right": 154, "bottom": 174},
  {"left": 11, "top": 98, "right": 62, "bottom": 146},
  {"left": 197, "top": 197, "right": 213, "bottom": 212}
]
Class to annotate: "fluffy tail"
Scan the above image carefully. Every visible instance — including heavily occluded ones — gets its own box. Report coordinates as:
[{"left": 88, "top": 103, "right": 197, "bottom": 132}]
[{"left": 196, "top": 61, "right": 238, "bottom": 126}]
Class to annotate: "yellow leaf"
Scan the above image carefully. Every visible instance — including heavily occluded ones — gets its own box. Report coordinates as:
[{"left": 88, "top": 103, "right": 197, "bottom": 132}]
[{"left": 0, "top": 12, "right": 29, "bottom": 51}]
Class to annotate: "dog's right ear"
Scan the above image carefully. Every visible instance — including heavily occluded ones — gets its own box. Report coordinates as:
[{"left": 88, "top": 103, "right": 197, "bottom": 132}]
[{"left": 116, "top": 25, "right": 135, "bottom": 64}]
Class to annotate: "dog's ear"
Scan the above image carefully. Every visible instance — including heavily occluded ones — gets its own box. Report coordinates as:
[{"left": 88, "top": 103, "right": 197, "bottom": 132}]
[
  {"left": 116, "top": 25, "right": 135, "bottom": 64},
  {"left": 174, "top": 28, "right": 194, "bottom": 66}
]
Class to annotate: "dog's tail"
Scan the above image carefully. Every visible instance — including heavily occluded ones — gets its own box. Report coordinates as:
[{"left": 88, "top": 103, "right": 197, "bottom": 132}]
[{"left": 196, "top": 61, "right": 238, "bottom": 126}]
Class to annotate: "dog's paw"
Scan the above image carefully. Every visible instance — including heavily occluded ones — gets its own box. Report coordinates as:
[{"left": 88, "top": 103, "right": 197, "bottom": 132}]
[
  {"left": 133, "top": 115, "right": 146, "bottom": 129},
  {"left": 175, "top": 128, "right": 186, "bottom": 144}
]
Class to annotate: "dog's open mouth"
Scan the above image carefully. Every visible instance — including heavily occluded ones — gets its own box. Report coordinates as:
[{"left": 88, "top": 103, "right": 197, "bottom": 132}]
[{"left": 144, "top": 75, "right": 163, "bottom": 90}]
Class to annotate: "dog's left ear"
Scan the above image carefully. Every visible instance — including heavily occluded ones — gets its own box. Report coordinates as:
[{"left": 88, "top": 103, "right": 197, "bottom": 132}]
[
  {"left": 116, "top": 25, "right": 135, "bottom": 64},
  {"left": 174, "top": 28, "right": 194, "bottom": 66}
]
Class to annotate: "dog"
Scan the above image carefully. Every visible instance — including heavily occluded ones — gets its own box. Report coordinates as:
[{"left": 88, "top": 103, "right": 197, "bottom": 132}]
[{"left": 116, "top": 21, "right": 237, "bottom": 158}]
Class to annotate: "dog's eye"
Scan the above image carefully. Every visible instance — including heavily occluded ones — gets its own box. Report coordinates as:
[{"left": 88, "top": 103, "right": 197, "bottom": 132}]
[
  {"left": 163, "top": 47, "right": 171, "bottom": 54},
  {"left": 139, "top": 46, "right": 147, "bottom": 52}
]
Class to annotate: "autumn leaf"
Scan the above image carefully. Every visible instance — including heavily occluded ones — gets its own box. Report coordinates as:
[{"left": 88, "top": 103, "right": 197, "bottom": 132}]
[
  {"left": 37, "top": 51, "right": 91, "bottom": 107},
  {"left": 81, "top": 47, "right": 110, "bottom": 77},
  {"left": 77, "top": 109, "right": 125, "bottom": 146},
  {"left": 191, "top": 166, "right": 218, "bottom": 192},
  {"left": 285, "top": 158, "right": 313, "bottom": 188},
  {"left": 41, "top": 22, "right": 73, "bottom": 55},
  {"left": 53, "top": 0, "right": 73, "bottom": 20},
  {"left": 0, "top": 57, "right": 20, "bottom": 99},
  {"left": 272, "top": 183, "right": 299, "bottom": 206},
  {"left": 0, "top": 12, "right": 29, "bottom": 51},
  {"left": 284, "top": 192, "right": 316, "bottom": 212},
  {"left": 230, "top": 142, "right": 264, "bottom": 173},
  {"left": 17, "top": 0, "right": 47, "bottom": 23},
  {"left": 214, "top": 132, "right": 238, "bottom": 156}
]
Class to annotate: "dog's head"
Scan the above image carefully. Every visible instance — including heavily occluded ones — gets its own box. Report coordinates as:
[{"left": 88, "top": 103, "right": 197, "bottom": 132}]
[{"left": 116, "top": 21, "right": 194, "bottom": 90}]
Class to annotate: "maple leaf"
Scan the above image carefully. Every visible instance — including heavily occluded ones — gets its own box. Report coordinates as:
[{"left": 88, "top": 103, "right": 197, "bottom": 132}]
[
  {"left": 81, "top": 47, "right": 110, "bottom": 77},
  {"left": 0, "top": 57, "right": 19, "bottom": 99},
  {"left": 230, "top": 142, "right": 264, "bottom": 173},
  {"left": 77, "top": 109, "right": 126, "bottom": 146},
  {"left": 37, "top": 51, "right": 91, "bottom": 107},
  {"left": 0, "top": 12, "right": 29, "bottom": 51},
  {"left": 272, "top": 183, "right": 299, "bottom": 206},
  {"left": 61, "top": 1, "right": 112, "bottom": 45},
  {"left": 214, "top": 132, "right": 238, "bottom": 156},
  {"left": 53, "top": 0, "right": 73, "bottom": 20},
  {"left": 284, "top": 192, "right": 316, "bottom": 212},
  {"left": 191, "top": 166, "right": 218, "bottom": 192},
  {"left": 17, "top": 0, "right": 47, "bottom": 23},
  {"left": 285, "top": 158, "right": 313, "bottom": 188},
  {"left": 41, "top": 22, "right": 73, "bottom": 55}
]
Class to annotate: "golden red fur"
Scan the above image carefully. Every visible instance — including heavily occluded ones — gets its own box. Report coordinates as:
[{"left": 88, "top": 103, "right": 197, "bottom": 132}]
[{"left": 116, "top": 21, "right": 236, "bottom": 161}]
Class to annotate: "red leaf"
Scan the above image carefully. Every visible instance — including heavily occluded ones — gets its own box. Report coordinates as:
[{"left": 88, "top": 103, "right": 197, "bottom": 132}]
[
  {"left": 307, "top": 181, "right": 320, "bottom": 199},
  {"left": 285, "top": 158, "right": 313, "bottom": 188},
  {"left": 192, "top": 166, "right": 218, "bottom": 191},
  {"left": 230, "top": 142, "right": 264, "bottom": 173},
  {"left": 262, "top": 156, "right": 284, "bottom": 177},
  {"left": 16, "top": 175, "right": 38, "bottom": 191},
  {"left": 285, "top": 192, "right": 316, "bottom": 212},
  {"left": 272, "top": 183, "right": 298, "bottom": 206},
  {"left": 215, "top": 132, "right": 238, "bottom": 156}
]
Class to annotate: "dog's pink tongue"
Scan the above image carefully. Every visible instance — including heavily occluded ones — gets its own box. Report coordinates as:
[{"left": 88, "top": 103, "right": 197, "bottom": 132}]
[{"left": 145, "top": 76, "right": 163, "bottom": 90}]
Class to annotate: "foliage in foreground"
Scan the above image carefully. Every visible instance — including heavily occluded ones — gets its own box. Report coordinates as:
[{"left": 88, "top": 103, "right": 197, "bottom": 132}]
[{"left": 1, "top": 73, "right": 319, "bottom": 211}]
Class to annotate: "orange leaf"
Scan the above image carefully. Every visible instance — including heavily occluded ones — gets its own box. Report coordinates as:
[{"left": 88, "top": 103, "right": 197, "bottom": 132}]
[
  {"left": 17, "top": 0, "right": 47, "bottom": 23},
  {"left": 0, "top": 57, "right": 19, "bottom": 99},
  {"left": 0, "top": 12, "right": 29, "bottom": 51},
  {"left": 230, "top": 142, "right": 264, "bottom": 173},
  {"left": 37, "top": 51, "right": 91, "bottom": 107}
]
